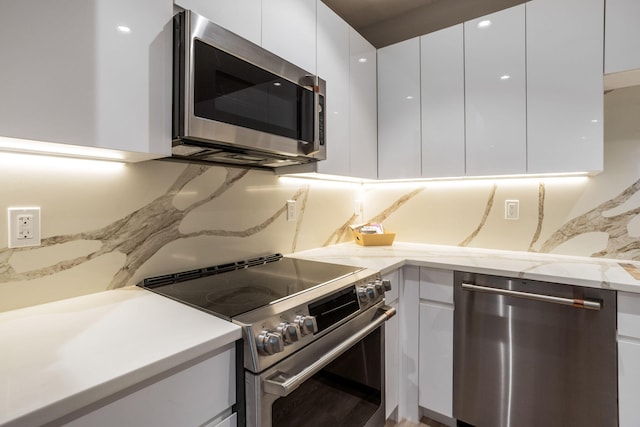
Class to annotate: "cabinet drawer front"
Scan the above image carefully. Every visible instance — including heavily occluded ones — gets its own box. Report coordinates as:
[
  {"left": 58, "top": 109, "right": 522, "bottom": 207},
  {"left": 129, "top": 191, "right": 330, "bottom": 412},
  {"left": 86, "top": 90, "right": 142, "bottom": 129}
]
[
  {"left": 419, "top": 268, "right": 453, "bottom": 304},
  {"left": 619, "top": 292, "right": 640, "bottom": 339},
  {"left": 66, "top": 344, "right": 236, "bottom": 427}
]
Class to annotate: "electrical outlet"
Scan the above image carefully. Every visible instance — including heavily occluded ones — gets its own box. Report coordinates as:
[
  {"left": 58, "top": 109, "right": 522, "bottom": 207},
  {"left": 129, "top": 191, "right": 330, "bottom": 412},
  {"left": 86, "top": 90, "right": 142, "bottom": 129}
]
[
  {"left": 354, "top": 199, "right": 363, "bottom": 216},
  {"left": 8, "top": 207, "right": 41, "bottom": 248},
  {"left": 286, "top": 200, "right": 296, "bottom": 222},
  {"left": 505, "top": 200, "right": 519, "bottom": 220}
]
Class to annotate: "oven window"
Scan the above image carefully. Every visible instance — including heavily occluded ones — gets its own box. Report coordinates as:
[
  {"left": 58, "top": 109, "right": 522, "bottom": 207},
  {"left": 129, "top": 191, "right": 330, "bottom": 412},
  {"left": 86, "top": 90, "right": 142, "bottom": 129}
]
[
  {"left": 271, "top": 328, "right": 382, "bottom": 427},
  {"left": 193, "top": 39, "right": 314, "bottom": 143}
]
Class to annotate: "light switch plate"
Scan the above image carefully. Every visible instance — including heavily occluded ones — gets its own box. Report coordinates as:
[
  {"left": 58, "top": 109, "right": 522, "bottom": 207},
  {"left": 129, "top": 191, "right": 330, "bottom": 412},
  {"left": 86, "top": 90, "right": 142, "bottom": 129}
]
[{"left": 8, "top": 207, "right": 41, "bottom": 248}]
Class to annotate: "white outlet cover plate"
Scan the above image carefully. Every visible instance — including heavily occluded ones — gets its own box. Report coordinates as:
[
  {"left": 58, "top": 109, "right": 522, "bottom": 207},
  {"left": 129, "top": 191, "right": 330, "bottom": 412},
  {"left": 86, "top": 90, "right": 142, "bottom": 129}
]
[
  {"left": 504, "top": 200, "right": 519, "bottom": 220},
  {"left": 8, "top": 207, "right": 41, "bottom": 248}
]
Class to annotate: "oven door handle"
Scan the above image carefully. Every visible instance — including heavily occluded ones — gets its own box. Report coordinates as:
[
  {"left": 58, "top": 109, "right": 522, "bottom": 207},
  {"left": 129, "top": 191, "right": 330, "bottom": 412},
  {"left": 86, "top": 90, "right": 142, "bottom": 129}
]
[{"left": 262, "top": 305, "right": 396, "bottom": 397}]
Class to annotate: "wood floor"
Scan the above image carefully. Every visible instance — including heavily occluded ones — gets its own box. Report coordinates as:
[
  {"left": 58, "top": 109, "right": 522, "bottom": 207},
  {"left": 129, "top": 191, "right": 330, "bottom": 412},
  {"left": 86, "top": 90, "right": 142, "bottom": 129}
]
[{"left": 385, "top": 416, "right": 450, "bottom": 427}]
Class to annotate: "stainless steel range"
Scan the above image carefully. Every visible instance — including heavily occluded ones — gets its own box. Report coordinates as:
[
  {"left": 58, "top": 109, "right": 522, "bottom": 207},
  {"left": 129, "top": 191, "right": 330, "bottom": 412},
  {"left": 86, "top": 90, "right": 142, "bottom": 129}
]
[{"left": 140, "top": 254, "right": 395, "bottom": 427}]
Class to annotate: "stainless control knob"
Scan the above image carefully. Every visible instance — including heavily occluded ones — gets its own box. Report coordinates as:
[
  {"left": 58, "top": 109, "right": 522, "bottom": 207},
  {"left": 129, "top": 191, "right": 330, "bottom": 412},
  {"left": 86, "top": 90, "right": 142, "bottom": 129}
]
[
  {"left": 295, "top": 315, "right": 318, "bottom": 335},
  {"left": 374, "top": 279, "right": 392, "bottom": 294},
  {"left": 374, "top": 279, "right": 384, "bottom": 295},
  {"left": 358, "top": 286, "right": 369, "bottom": 302},
  {"left": 257, "top": 331, "right": 284, "bottom": 355},
  {"left": 277, "top": 322, "right": 302, "bottom": 344},
  {"left": 365, "top": 284, "right": 378, "bottom": 300}
]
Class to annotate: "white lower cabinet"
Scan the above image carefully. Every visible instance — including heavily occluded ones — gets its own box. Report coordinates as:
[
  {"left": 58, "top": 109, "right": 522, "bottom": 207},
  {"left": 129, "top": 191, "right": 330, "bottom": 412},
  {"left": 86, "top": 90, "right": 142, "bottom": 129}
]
[
  {"left": 618, "top": 291, "right": 640, "bottom": 427},
  {"left": 418, "top": 268, "right": 454, "bottom": 419},
  {"left": 207, "top": 412, "right": 237, "bottom": 427},
  {"left": 384, "top": 269, "right": 401, "bottom": 419},
  {"left": 64, "top": 344, "right": 236, "bottom": 427}
]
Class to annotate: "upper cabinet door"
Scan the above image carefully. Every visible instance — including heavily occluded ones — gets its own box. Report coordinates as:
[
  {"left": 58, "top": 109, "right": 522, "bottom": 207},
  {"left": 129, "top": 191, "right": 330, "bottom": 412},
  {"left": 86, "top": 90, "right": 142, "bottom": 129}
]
[
  {"left": 349, "top": 29, "right": 378, "bottom": 180},
  {"left": 378, "top": 37, "right": 422, "bottom": 180},
  {"left": 262, "top": 0, "right": 317, "bottom": 74},
  {"left": 605, "top": 0, "right": 640, "bottom": 76},
  {"left": 0, "top": 0, "right": 172, "bottom": 161},
  {"left": 174, "top": 0, "right": 262, "bottom": 45},
  {"left": 526, "top": 0, "right": 603, "bottom": 174},
  {"left": 420, "top": 24, "right": 465, "bottom": 178},
  {"left": 316, "top": 2, "right": 350, "bottom": 176},
  {"left": 464, "top": 5, "right": 526, "bottom": 176}
]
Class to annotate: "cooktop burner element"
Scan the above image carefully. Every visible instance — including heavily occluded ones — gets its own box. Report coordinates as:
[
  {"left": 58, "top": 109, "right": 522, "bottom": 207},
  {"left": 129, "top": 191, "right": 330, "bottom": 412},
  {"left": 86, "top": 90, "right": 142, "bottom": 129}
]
[{"left": 140, "top": 254, "right": 363, "bottom": 319}]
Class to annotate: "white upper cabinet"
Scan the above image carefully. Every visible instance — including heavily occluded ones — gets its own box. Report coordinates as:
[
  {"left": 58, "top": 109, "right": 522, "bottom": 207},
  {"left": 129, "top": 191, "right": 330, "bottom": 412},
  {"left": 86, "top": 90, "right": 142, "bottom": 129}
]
[
  {"left": 349, "top": 29, "right": 378, "bottom": 180},
  {"left": 174, "top": 0, "right": 262, "bottom": 45},
  {"left": 464, "top": 5, "right": 527, "bottom": 176},
  {"left": 420, "top": 25, "right": 465, "bottom": 178},
  {"left": 526, "top": 0, "right": 603, "bottom": 175},
  {"left": 262, "top": 0, "right": 317, "bottom": 74},
  {"left": 316, "top": 2, "right": 350, "bottom": 176},
  {"left": 604, "top": 0, "right": 640, "bottom": 90},
  {"left": 378, "top": 38, "right": 422, "bottom": 179},
  {"left": 0, "top": 0, "right": 173, "bottom": 161},
  {"left": 605, "top": 0, "right": 640, "bottom": 76}
]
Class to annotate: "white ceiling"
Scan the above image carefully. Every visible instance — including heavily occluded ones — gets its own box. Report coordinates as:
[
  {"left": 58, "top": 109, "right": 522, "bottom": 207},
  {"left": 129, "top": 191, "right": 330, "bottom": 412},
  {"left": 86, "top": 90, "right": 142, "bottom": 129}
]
[{"left": 321, "top": 0, "right": 527, "bottom": 48}]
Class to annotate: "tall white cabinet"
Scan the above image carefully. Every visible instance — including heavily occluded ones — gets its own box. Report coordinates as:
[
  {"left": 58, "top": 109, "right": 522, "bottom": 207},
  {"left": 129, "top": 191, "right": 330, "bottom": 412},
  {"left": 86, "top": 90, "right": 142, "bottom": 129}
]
[
  {"left": 526, "top": 0, "right": 603, "bottom": 174},
  {"left": 349, "top": 29, "right": 378, "bottom": 180},
  {"left": 0, "top": 0, "right": 173, "bottom": 161},
  {"left": 605, "top": 0, "right": 640, "bottom": 77},
  {"left": 173, "top": 0, "right": 262, "bottom": 44},
  {"left": 280, "top": 2, "right": 377, "bottom": 179},
  {"left": 316, "top": 2, "right": 350, "bottom": 176},
  {"left": 377, "top": 38, "right": 422, "bottom": 180},
  {"left": 420, "top": 25, "right": 465, "bottom": 178},
  {"left": 464, "top": 5, "right": 527, "bottom": 176},
  {"left": 262, "top": 0, "right": 317, "bottom": 74}
]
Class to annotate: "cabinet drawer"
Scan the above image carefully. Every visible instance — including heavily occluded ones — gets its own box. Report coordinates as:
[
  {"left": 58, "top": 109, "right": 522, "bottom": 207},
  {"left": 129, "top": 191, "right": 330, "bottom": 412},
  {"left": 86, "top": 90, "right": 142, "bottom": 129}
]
[
  {"left": 419, "top": 268, "right": 453, "bottom": 304},
  {"left": 66, "top": 344, "right": 236, "bottom": 427},
  {"left": 619, "top": 292, "right": 640, "bottom": 339}
]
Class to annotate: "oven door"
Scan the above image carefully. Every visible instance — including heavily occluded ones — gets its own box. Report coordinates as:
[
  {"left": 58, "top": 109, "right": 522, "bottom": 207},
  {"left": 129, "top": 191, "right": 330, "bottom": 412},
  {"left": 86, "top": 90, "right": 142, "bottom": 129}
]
[{"left": 245, "top": 302, "right": 395, "bottom": 427}]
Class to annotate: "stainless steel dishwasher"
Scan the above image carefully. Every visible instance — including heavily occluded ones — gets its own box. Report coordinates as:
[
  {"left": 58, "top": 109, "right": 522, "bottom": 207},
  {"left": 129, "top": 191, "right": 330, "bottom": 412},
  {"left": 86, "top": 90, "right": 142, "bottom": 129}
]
[{"left": 453, "top": 271, "right": 617, "bottom": 427}]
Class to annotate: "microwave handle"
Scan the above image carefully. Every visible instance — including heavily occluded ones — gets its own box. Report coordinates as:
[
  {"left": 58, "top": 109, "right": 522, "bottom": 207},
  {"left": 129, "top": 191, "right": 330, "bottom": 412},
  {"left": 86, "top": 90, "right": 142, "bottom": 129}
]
[
  {"left": 262, "top": 305, "right": 396, "bottom": 397},
  {"left": 300, "top": 75, "right": 322, "bottom": 155}
]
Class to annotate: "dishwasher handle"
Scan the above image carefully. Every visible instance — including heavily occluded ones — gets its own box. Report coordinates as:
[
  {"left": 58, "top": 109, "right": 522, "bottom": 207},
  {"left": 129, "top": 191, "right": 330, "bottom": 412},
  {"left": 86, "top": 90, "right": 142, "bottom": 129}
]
[{"left": 461, "top": 282, "right": 601, "bottom": 311}]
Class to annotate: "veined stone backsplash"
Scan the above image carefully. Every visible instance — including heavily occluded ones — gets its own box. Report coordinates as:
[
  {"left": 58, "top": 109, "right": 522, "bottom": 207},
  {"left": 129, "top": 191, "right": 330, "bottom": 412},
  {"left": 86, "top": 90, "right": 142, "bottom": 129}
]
[{"left": 0, "top": 86, "right": 639, "bottom": 311}]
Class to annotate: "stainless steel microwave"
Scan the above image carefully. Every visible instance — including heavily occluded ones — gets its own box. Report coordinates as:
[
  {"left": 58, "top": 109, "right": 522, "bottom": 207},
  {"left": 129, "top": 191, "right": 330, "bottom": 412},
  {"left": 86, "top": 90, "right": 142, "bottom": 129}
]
[{"left": 172, "top": 10, "right": 326, "bottom": 169}]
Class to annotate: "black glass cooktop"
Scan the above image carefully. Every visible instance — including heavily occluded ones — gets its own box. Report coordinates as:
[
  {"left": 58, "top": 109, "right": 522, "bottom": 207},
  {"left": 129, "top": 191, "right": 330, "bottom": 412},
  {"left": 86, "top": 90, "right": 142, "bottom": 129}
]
[{"left": 140, "top": 255, "right": 363, "bottom": 320}]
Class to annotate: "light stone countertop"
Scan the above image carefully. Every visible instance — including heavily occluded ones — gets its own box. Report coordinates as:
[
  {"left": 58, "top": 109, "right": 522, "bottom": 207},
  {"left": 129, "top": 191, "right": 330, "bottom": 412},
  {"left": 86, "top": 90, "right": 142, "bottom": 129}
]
[
  {"left": 0, "top": 286, "right": 241, "bottom": 427},
  {"left": 3, "top": 241, "right": 640, "bottom": 427},
  {"left": 291, "top": 242, "right": 640, "bottom": 294}
]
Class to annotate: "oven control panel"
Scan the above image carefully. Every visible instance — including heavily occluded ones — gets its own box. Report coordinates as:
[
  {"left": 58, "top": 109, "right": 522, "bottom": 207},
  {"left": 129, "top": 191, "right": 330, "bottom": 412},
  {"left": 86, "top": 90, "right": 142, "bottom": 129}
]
[
  {"left": 357, "top": 279, "right": 392, "bottom": 305},
  {"left": 243, "top": 270, "right": 391, "bottom": 372}
]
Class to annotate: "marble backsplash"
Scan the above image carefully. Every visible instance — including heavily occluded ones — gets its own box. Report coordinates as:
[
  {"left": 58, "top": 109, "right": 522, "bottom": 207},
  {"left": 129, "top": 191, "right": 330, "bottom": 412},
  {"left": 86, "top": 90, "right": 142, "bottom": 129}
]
[{"left": 0, "top": 85, "right": 638, "bottom": 311}]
